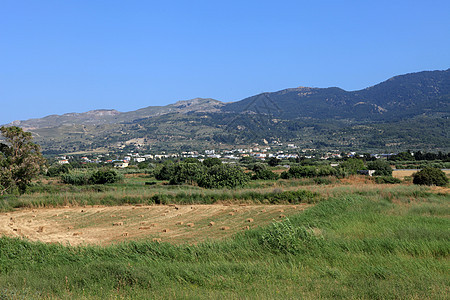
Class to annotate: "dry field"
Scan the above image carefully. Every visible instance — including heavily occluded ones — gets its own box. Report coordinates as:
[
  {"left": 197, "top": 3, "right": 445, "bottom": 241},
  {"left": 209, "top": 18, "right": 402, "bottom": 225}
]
[
  {"left": 0, "top": 204, "right": 307, "bottom": 246},
  {"left": 393, "top": 169, "right": 450, "bottom": 179}
]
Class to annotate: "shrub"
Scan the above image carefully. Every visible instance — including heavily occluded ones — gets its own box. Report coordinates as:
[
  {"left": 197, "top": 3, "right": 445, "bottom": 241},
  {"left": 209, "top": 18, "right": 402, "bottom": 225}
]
[
  {"left": 367, "top": 160, "right": 393, "bottom": 176},
  {"left": 373, "top": 176, "right": 402, "bottom": 184},
  {"left": 61, "top": 169, "right": 122, "bottom": 185},
  {"left": 260, "top": 218, "right": 319, "bottom": 254},
  {"left": 412, "top": 167, "right": 448, "bottom": 186},
  {"left": 90, "top": 169, "right": 122, "bottom": 184},
  {"left": 197, "top": 164, "right": 250, "bottom": 189}
]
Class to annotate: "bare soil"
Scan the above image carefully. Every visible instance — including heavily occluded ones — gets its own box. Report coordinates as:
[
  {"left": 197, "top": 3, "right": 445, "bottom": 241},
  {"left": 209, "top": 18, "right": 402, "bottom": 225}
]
[{"left": 0, "top": 204, "right": 308, "bottom": 246}]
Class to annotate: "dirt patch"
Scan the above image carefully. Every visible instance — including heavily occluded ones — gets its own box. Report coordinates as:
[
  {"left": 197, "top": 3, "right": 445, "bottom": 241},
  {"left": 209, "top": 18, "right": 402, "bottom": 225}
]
[{"left": 0, "top": 204, "right": 308, "bottom": 246}]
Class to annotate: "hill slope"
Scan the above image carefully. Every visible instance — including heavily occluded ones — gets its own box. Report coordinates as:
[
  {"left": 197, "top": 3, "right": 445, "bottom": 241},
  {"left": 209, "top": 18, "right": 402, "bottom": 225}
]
[{"left": 4, "top": 69, "right": 449, "bottom": 154}]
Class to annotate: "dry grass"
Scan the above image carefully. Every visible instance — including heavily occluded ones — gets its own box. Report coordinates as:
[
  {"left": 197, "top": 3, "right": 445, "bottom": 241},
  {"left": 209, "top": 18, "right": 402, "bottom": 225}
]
[{"left": 0, "top": 204, "right": 306, "bottom": 246}]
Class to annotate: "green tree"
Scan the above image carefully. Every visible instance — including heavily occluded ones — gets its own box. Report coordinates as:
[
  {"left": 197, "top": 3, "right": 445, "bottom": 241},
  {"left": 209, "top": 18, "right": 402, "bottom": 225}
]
[
  {"left": 412, "top": 167, "right": 448, "bottom": 186},
  {"left": 0, "top": 126, "right": 46, "bottom": 194},
  {"left": 340, "top": 158, "right": 365, "bottom": 175},
  {"left": 367, "top": 160, "right": 393, "bottom": 176},
  {"left": 198, "top": 164, "right": 249, "bottom": 188},
  {"left": 203, "top": 157, "right": 222, "bottom": 168}
]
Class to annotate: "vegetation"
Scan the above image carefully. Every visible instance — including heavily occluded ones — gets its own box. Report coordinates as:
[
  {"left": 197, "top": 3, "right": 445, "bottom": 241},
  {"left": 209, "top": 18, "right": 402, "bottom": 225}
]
[
  {"left": 0, "top": 184, "right": 448, "bottom": 299},
  {"left": 0, "top": 126, "right": 45, "bottom": 195},
  {"left": 413, "top": 167, "right": 449, "bottom": 186},
  {"left": 61, "top": 169, "right": 122, "bottom": 185}
]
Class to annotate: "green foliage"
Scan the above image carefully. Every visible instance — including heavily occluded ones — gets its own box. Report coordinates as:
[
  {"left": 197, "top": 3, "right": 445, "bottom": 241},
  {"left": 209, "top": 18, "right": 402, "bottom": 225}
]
[
  {"left": 46, "top": 164, "right": 71, "bottom": 177},
  {"left": 197, "top": 164, "right": 250, "bottom": 189},
  {"left": 340, "top": 158, "right": 365, "bottom": 175},
  {"left": 202, "top": 157, "right": 222, "bottom": 167},
  {"left": 413, "top": 167, "right": 449, "bottom": 186},
  {"left": 168, "top": 162, "right": 206, "bottom": 185},
  {"left": 267, "top": 157, "right": 280, "bottom": 167},
  {"left": 373, "top": 176, "right": 402, "bottom": 184},
  {"left": 260, "top": 218, "right": 319, "bottom": 254},
  {"left": 61, "top": 169, "right": 122, "bottom": 185},
  {"left": 367, "top": 160, "right": 393, "bottom": 176},
  {"left": 389, "top": 151, "right": 415, "bottom": 161},
  {"left": 0, "top": 126, "right": 46, "bottom": 194},
  {"left": 154, "top": 161, "right": 176, "bottom": 180},
  {"left": 251, "top": 163, "right": 279, "bottom": 180},
  {"left": 282, "top": 165, "right": 343, "bottom": 179}
]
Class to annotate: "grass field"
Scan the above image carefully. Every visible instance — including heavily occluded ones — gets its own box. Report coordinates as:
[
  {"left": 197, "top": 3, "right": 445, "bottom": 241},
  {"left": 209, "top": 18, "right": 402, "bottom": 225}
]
[{"left": 0, "top": 176, "right": 448, "bottom": 299}]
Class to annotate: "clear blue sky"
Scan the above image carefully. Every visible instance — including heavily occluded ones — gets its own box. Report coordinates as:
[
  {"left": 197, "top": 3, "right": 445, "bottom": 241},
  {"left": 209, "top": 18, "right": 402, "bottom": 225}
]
[{"left": 1, "top": 0, "right": 449, "bottom": 124}]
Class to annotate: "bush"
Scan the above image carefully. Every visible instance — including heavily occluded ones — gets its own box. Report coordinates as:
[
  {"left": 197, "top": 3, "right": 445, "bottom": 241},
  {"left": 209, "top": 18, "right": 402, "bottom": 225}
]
[
  {"left": 197, "top": 164, "right": 250, "bottom": 189},
  {"left": 260, "top": 218, "right": 319, "bottom": 254},
  {"left": 61, "top": 169, "right": 122, "bottom": 185},
  {"left": 90, "top": 169, "right": 122, "bottom": 184},
  {"left": 373, "top": 176, "right": 402, "bottom": 184},
  {"left": 412, "top": 167, "right": 448, "bottom": 186},
  {"left": 367, "top": 160, "right": 393, "bottom": 176}
]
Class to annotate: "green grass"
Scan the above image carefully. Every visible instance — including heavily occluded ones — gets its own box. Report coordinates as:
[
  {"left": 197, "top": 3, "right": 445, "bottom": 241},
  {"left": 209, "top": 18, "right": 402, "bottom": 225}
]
[{"left": 0, "top": 185, "right": 449, "bottom": 299}]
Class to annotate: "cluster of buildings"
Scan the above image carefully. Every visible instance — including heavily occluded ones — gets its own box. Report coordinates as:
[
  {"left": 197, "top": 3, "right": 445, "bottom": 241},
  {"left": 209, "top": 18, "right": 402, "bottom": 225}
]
[{"left": 56, "top": 144, "right": 396, "bottom": 168}]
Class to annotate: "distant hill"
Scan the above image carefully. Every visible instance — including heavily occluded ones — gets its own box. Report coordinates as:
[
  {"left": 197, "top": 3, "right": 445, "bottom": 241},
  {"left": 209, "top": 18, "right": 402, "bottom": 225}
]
[
  {"left": 3, "top": 69, "right": 449, "bottom": 154},
  {"left": 223, "top": 69, "right": 450, "bottom": 121}
]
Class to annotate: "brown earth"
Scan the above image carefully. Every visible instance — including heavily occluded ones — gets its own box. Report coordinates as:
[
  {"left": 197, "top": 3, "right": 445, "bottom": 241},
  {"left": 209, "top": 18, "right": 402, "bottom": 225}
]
[{"left": 0, "top": 204, "right": 308, "bottom": 246}]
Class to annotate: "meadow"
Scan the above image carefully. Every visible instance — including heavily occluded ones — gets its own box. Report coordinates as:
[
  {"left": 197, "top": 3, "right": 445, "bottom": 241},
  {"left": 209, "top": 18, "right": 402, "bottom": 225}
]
[{"left": 0, "top": 175, "right": 449, "bottom": 299}]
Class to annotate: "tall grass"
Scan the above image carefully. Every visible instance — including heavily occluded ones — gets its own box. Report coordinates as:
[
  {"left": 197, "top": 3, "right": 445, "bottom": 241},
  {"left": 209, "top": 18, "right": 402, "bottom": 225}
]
[{"left": 0, "top": 187, "right": 448, "bottom": 299}]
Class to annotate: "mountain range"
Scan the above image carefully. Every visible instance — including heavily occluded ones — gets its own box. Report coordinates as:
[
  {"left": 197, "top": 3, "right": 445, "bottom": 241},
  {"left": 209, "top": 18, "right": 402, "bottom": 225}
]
[{"left": 5, "top": 69, "right": 450, "bottom": 154}]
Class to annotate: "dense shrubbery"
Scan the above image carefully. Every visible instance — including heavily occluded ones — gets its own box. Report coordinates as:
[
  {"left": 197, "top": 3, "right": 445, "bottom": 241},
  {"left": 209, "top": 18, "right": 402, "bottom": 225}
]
[
  {"left": 373, "top": 176, "right": 402, "bottom": 184},
  {"left": 46, "top": 164, "right": 72, "bottom": 177},
  {"left": 251, "top": 163, "right": 279, "bottom": 180},
  {"left": 197, "top": 164, "right": 250, "bottom": 188},
  {"left": 154, "top": 161, "right": 250, "bottom": 188},
  {"left": 412, "top": 167, "right": 448, "bottom": 186},
  {"left": 61, "top": 169, "right": 122, "bottom": 185},
  {"left": 281, "top": 165, "right": 343, "bottom": 179},
  {"left": 367, "top": 160, "right": 393, "bottom": 176}
]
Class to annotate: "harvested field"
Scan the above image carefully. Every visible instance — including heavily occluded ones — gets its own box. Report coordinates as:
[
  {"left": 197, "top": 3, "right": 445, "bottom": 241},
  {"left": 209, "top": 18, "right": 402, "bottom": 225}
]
[
  {"left": 0, "top": 204, "right": 308, "bottom": 246},
  {"left": 393, "top": 169, "right": 450, "bottom": 179}
]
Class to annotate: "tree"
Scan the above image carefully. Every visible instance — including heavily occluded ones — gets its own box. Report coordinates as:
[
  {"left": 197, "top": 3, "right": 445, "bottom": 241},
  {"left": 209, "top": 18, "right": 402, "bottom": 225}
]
[
  {"left": 412, "top": 167, "right": 448, "bottom": 186},
  {"left": 0, "top": 126, "right": 46, "bottom": 194},
  {"left": 367, "top": 160, "right": 393, "bottom": 176}
]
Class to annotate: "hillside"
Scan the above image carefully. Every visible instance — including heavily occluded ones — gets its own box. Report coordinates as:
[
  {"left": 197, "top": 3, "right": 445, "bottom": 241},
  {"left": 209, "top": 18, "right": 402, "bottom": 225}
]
[{"left": 4, "top": 69, "right": 450, "bottom": 154}]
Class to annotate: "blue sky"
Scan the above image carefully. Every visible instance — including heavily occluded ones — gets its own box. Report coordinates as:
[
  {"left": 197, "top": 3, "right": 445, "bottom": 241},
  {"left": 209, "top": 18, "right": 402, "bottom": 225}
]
[{"left": 1, "top": 0, "right": 449, "bottom": 124}]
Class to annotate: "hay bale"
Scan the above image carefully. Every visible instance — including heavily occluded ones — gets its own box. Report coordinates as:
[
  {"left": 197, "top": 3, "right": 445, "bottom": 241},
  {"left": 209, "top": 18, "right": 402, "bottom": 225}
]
[
  {"left": 239, "top": 204, "right": 247, "bottom": 207},
  {"left": 260, "top": 209, "right": 266, "bottom": 213},
  {"left": 162, "top": 228, "right": 170, "bottom": 232},
  {"left": 139, "top": 215, "right": 144, "bottom": 218},
  {"left": 278, "top": 209, "right": 284, "bottom": 213},
  {"left": 176, "top": 221, "right": 184, "bottom": 225},
  {"left": 228, "top": 212, "right": 235, "bottom": 216},
  {"left": 139, "top": 226, "right": 151, "bottom": 230},
  {"left": 37, "top": 226, "right": 44, "bottom": 233},
  {"left": 139, "top": 221, "right": 147, "bottom": 225},
  {"left": 220, "top": 226, "right": 230, "bottom": 230},
  {"left": 121, "top": 216, "right": 127, "bottom": 219},
  {"left": 53, "top": 214, "right": 59, "bottom": 217},
  {"left": 242, "top": 226, "right": 250, "bottom": 230},
  {"left": 209, "top": 221, "right": 215, "bottom": 226},
  {"left": 135, "top": 204, "right": 143, "bottom": 207},
  {"left": 73, "top": 232, "right": 82, "bottom": 236},
  {"left": 152, "top": 238, "right": 162, "bottom": 243},
  {"left": 279, "top": 214, "right": 286, "bottom": 218},
  {"left": 246, "top": 218, "right": 254, "bottom": 223},
  {"left": 32, "top": 215, "right": 37, "bottom": 218},
  {"left": 122, "top": 232, "right": 129, "bottom": 236},
  {"left": 113, "top": 222, "right": 123, "bottom": 226},
  {"left": 63, "top": 215, "right": 69, "bottom": 219},
  {"left": 150, "top": 223, "right": 157, "bottom": 227},
  {"left": 13, "top": 228, "right": 21, "bottom": 233},
  {"left": 67, "top": 226, "right": 74, "bottom": 229},
  {"left": 161, "top": 213, "right": 167, "bottom": 216},
  {"left": 186, "top": 223, "right": 195, "bottom": 227}
]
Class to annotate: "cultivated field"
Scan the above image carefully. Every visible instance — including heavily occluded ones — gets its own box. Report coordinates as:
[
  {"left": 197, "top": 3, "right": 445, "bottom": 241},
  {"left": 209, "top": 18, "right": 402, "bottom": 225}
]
[{"left": 0, "top": 204, "right": 304, "bottom": 245}]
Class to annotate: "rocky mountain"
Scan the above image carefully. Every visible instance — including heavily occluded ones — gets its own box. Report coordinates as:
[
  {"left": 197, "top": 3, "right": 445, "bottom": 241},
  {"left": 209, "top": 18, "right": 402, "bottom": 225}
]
[
  {"left": 8, "top": 98, "right": 223, "bottom": 129},
  {"left": 3, "top": 69, "right": 449, "bottom": 154}
]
